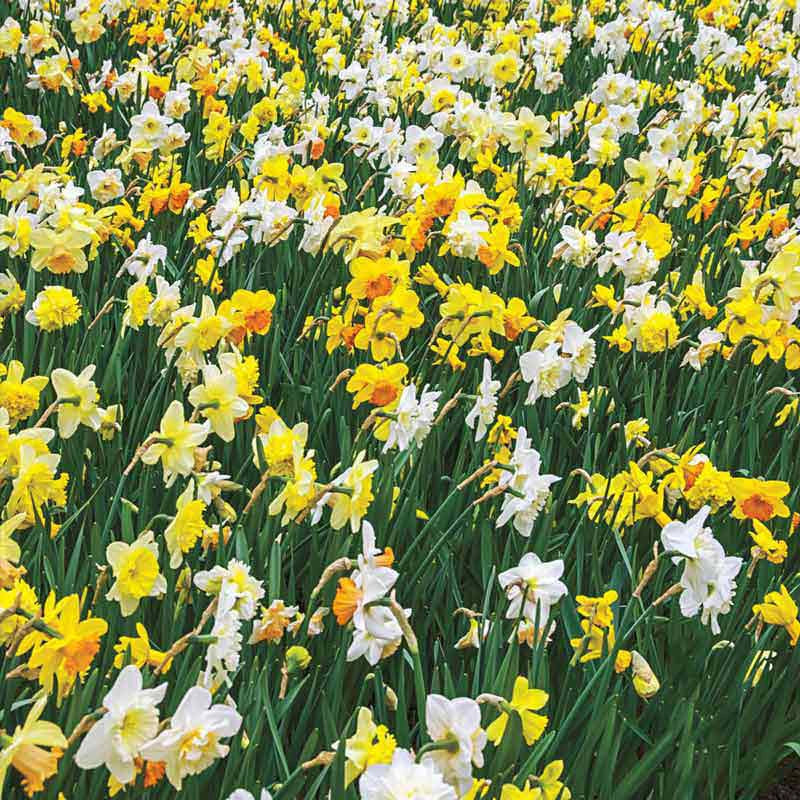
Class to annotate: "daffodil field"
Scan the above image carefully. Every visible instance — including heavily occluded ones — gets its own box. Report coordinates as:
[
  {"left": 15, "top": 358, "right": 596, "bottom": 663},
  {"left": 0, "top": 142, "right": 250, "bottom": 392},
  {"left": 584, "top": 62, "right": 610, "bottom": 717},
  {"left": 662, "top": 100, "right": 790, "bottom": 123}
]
[{"left": 3, "top": 0, "right": 800, "bottom": 797}]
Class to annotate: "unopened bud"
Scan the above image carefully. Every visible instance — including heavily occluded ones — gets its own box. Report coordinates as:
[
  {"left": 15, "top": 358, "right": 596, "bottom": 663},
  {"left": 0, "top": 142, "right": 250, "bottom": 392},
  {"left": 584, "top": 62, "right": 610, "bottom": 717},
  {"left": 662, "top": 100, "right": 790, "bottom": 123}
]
[{"left": 385, "top": 685, "right": 398, "bottom": 711}]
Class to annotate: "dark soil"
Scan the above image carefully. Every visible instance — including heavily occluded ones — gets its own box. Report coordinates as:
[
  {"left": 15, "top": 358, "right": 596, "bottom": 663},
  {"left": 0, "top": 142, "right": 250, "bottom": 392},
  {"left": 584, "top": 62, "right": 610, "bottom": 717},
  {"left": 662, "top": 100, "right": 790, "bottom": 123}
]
[{"left": 759, "top": 762, "right": 800, "bottom": 799}]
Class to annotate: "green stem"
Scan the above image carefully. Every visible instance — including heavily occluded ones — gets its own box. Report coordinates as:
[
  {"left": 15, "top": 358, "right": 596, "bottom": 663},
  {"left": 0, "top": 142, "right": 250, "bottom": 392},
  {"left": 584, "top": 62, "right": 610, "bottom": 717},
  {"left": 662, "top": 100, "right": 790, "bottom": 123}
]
[
  {"left": 17, "top": 608, "right": 62, "bottom": 639},
  {"left": 412, "top": 647, "right": 428, "bottom": 743},
  {"left": 415, "top": 736, "right": 459, "bottom": 762},
  {"left": 191, "top": 634, "right": 218, "bottom": 644}
]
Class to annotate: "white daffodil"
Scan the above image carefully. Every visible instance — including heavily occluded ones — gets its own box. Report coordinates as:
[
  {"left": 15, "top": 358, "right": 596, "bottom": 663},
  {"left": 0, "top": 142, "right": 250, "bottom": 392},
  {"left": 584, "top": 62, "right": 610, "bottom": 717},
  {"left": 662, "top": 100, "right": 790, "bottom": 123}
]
[
  {"left": 194, "top": 558, "right": 265, "bottom": 621},
  {"left": 561, "top": 322, "right": 598, "bottom": 383},
  {"left": 140, "top": 686, "right": 242, "bottom": 790},
  {"left": 346, "top": 610, "right": 404, "bottom": 666},
  {"left": 360, "top": 748, "right": 457, "bottom": 800},
  {"left": 141, "top": 400, "right": 211, "bottom": 487},
  {"left": 226, "top": 791, "right": 273, "bottom": 800},
  {"left": 465, "top": 359, "right": 500, "bottom": 441},
  {"left": 423, "top": 695, "right": 486, "bottom": 796},
  {"left": 74, "top": 665, "right": 167, "bottom": 784},
  {"left": 202, "top": 585, "right": 243, "bottom": 688},
  {"left": 86, "top": 168, "right": 124, "bottom": 204},
  {"left": 383, "top": 383, "right": 441, "bottom": 453},
  {"left": 519, "top": 343, "right": 571, "bottom": 405},
  {"left": 498, "top": 552, "right": 568, "bottom": 624},
  {"left": 661, "top": 506, "right": 742, "bottom": 634},
  {"left": 552, "top": 225, "right": 599, "bottom": 267},
  {"left": 495, "top": 427, "right": 561, "bottom": 537}
]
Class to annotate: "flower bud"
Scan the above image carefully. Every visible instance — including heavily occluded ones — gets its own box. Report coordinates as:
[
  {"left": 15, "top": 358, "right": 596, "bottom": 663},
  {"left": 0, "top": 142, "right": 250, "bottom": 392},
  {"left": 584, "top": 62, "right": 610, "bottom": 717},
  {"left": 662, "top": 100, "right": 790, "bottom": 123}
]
[{"left": 631, "top": 650, "right": 660, "bottom": 699}]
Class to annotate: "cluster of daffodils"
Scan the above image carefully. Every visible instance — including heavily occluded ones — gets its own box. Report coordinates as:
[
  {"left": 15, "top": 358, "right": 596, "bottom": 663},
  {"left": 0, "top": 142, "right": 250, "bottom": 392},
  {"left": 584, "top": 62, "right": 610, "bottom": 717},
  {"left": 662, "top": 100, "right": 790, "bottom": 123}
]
[
  {"left": 2, "top": 0, "right": 800, "bottom": 796},
  {"left": 74, "top": 666, "right": 241, "bottom": 792}
]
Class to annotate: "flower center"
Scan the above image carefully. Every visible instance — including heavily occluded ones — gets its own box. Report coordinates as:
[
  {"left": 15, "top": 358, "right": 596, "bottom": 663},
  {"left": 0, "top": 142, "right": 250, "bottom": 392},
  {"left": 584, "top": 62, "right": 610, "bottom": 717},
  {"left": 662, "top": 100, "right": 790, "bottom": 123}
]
[{"left": 742, "top": 494, "right": 774, "bottom": 521}]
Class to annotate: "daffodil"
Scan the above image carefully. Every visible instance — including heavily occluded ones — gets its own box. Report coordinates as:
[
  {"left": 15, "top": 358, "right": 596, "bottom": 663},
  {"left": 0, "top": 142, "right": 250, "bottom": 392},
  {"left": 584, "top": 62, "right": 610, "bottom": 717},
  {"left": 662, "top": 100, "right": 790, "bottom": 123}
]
[
  {"left": 0, "top": 512, "right": 28, "bottom": 566},
  {"left": 74, "top": 665, "right": 167, "bottom": 784},
  {"left": 347, "top": 255, "right": 410, "bottom": 301},
  {"left": 750, "top": 520, "right": 787, "bottom": 564},
  {"left": 730, "top": 477, "right": 791, "bottom": 522},
  {"left": 359, "top": 748, "right": 456, "bottom": 800},
  {"left": 753, "top": 585, "right": 800, "bottom": 646},
  {"left": 0, "top": 578, "right": 40, "bottom": 644},
  {"left": 0, "top": 691, "right": 67, "bottom": 798},
  {"left": 188, "top": 364, "right": 249, "bottom": 442},
  {"left": 25, "top": 286, "right": 82, "bottom": 331},
  {"left": 50, "top": 365, "right": 101, "bottom": 438},
  {"left": 335, "top": 707, "right": 396, "bottom": 786},
  {"left": 18, "top": 592, "right": 108, "bottom": 702},
  {"left": 6, "top": 445, "right": 68, "bottom": 527},
  {"left": 106, "top": 531, "right": 167, "bottom": 616},
  {"left": 140, "top": 687, "right": 242, "bottom": 790},
  {"left": 346, "top": 363, "right": 409, "bottom": 409},
  {"left": 113, "top": 623, "right": 172, "bottom": 673},
  {"left": 164, "top": 485, "right": 210, "bottom": 569},
  {"left": 325, "top": 450, "right": 379, "bottom": 532},
  {"left": 423, "top": 694, "right": 486, "bottom": 796},
  {"left": 173, "top": 296, "right": 233, "bottom": 364},
  {"left": 0, "top": 361, "right": 48, "bottom": 427},
  {"left": 576, "top": 590, "right": 618, "bottom": 627},
  {"left": 141, "top": 401, "right": 211, "bottom": 487},
  {"left": 29, "top": 226, "right": 93, "bottom": 274},
  {"left": 486, "top": 677, "right": 549, "bottom": 747},
  {"left": 503, "top": 760, "right": 571, "bottom": 800}
]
